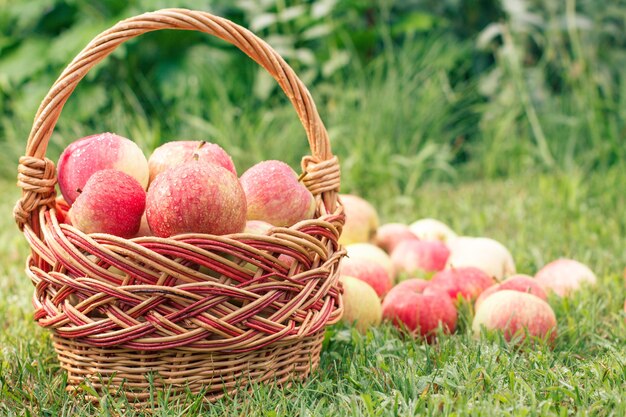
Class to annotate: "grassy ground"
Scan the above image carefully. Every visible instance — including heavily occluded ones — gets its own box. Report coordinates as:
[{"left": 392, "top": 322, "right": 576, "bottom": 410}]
[{"left": 1, "top": 166, "right": 624, "bottom": 416}]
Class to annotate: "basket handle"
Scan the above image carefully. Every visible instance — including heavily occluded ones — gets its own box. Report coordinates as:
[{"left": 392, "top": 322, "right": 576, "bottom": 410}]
[{"left": 14, "top": 8, "right": 340, "bottom": 231}]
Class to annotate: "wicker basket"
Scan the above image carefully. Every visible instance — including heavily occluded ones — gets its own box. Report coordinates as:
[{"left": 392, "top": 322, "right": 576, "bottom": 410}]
[{"left": 13, "top": 8, "right": 344, "bottom": 407}]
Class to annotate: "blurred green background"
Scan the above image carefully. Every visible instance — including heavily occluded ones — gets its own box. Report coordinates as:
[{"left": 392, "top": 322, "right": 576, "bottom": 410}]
[{"left": 1, "top": 0, "right": 625, "bottom": 206}]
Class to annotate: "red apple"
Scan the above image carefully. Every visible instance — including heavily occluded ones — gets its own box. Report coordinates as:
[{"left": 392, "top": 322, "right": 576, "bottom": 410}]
[
  {"left": 446, "top": 236, "right": 516, "bottom": 281},
  {"left": 535, "top": 258, "right": 597, "bottom": 297},
  {"left": 340, "top": 257, "right": 393, "bottom": 298},
  {"left": 383, "top": 278, "right": 429, "bottom": 306},
  {"left": 425, "top": 267, "right": 495, "bottom": 302},
  {"left": 239, "top": 160, "right": 315, "bottom": 227},
  {"left": 475, "top": 274, "right": 548, "bottom": 310},
  {"left": 57, "top": 132, "right": 149, "bottom": 204},
  {"left": 346, "top": 243, "right": 394, "bottom": 280},
  {"left": 340, "top": 275, "right": 382, "bottom": 333},
  {"left": 375, "top": 223, "right": 419, "bottom": 253},
  {"left": 391, "top": 239, "right": 450, "bottom": 276},
  {"left": 148, "top": 140, "right": 236, "bottom": 183},
  {"left": 382, "top": 285, "right": 457, "bottom": 341},
  {"left": 69, "top": 169, "right": 145, "bottom": 238},
  {"left": 338, "top": 194, "right": 379, "bottom": 245},
  {"left": 146, "top": 161, "right": 246, "bottom": 237},
  {"left": 472, "top": 290, "right": 557, "bottom": 344},
  {"left": 409, "top": 218, "right": 457, "bottom": 243}
]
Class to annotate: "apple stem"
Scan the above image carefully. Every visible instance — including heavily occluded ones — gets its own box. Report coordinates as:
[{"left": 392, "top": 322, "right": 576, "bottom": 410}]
[{"left": 76, "top": 188, "right": 82, "bottom": 194}]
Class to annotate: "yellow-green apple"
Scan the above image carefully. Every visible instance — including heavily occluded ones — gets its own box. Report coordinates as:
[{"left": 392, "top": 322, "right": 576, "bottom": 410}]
[
  {"left": 340, "top": 257, "right": 393, "bottom": 298},
  {"left": 390, "top": 239, "right": 450, "bottom": 276},
  {"left": 338, "top": 194, "right": 379, "bottom": 245},
  {"left": 446, "top": 236, "right": 515, "bottom": 281},
  {"left": 57, "top": 132, "right": 149, "bottom": 204},
  {"left": 475, "top": 274, "right": 548, "bottom": 311},
  {"left": 148, "top": 140, "right": 236, "bottom": 183},
  {"left": 146, "top": 162, "right": 246, "bottom": 237},
  {"left": 409, "top": 218, "right": 457, "bottom": 243},
  {"left": 340, "top": 275, "right": 382, "bottom": 333},
  {"left": 535, "top": 258, "right": 597, "bottom": 297},
  {"left": 375, "top": 223, "right": 419, "bottom": 253},
  {"left": 346, "top": 243, "right": 394, "bottom": 280},
  {"left": 69, "top": 169, "right": 145, "bottom": 238},
  {"left": 239, "top": 160, "right": 315, "bottom": 227},
  {"left": 472, "top": 290, "right": 557, "bottom": 343},
  {"left": 382, "top": 283, "right": 457, "bottom": 341},
  {"left": 424, "top": 267, "right": 495, "bottom": 302},
  {"left": 244, "top": 220, "right": 273, "bottom": 235}
]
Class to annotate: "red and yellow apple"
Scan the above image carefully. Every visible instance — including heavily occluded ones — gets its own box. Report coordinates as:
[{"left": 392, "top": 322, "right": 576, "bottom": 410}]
[
  {"left": 446, "top": 236, "right": 516, "bottom": 281},
  {"left": 148, "top": 140, "right": 236, "bottom": 183},
  {"left": 472, "top": 290, "right": 557, "bottom": 344},
  {"left": 375, "top": 223, "right": 419, "bottom": 253},
  {"left": 239, "top": 160, "right": 315, "bottom": 227},
  {"left": 146, "top": 161, "right": 246, "bottom": 237},
  {"left": 69, "top": 169, "right": 145, "bottom": 238},
  {"left": 346, "top": 243, "right": 395, "bottom": 280},
  {"left": 425, "top": 267, "right": 495, "bottom": 302},
  {"left": 340, "top": 257, "right": 393, "bottom": 298},
  {"left": 57, "top": 132, "right": 149, "bottom": 204},
  {"left": 475, "top": 274, "right": 548, "bottom": 310},
  {"left": 535, "top": 258, "right": 597, "bottom": 297},
  {"left": 390, "top": 239, "right": 450, "bottom": 276}
]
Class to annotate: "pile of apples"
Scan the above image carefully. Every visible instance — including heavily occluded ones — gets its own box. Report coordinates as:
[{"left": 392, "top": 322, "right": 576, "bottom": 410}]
[
  {"left": 54, "top": 133, "right": 317, "bottom": 238},
  {"left": 338, "top": 194, "right": 600, "bottom": 344}
]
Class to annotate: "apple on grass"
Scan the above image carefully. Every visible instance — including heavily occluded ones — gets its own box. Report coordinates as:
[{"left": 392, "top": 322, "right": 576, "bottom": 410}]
[
  {"left": 148, "top": 140, "right": 236, "bottom": 183},
  {"left": 340, "top": 257, "right": 393, "bottom": 298},
  {"left": 239, "top": 160, "right": 315, "bottom": 227},
  {"left": 425, "top": 267, "right": 495, "bottom": 302},
  {"left": 535, "top": 258, "right": 597, "bottom": 297},
  {"left": 146, "top": 161, "right": 246, "bottom": 237},
  {"left": 472, "top": 290, "right": 557, "bottom": 344},
  {"left": 475, "top": 274, "right": 548, "bottom": 310},
  {"left": 390, "top": 239, "right": 450, "bottom": 276},
  {"left": 340, "top": 275, "right": 382, "bottom": 333},
  {"left": 345, "top": 243, "right": 395, "bottom": 280},
  {"left": 382, "top": 282, "right": 457, "bottom": 341},
  {"left": 338, "top": 194, "right": 379, "bottom": 245},
  {"left": 57, "top": 132, "right": 149, "bottom": 205},
  {"left": 446, "top": 236, "right": 516, "bottom": 281},
  {"left": 69, "top": 169, "right": 145, "bottom": 238},
  {"left": 409, "top": 218, "right": 457, "bottom": 243},
  {"left": 375, "top": 223, "right": 419, "bottom": 253}
]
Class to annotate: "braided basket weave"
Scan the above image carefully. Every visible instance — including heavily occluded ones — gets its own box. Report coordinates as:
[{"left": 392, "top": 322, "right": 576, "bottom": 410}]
[{"left": 13, "top": 8, "right": 344, "bottom": 406}]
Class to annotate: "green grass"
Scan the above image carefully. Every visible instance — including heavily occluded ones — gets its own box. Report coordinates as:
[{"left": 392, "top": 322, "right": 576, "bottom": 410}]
[{"left": 1, "top": 166, "right": 624, "bottom": 416}]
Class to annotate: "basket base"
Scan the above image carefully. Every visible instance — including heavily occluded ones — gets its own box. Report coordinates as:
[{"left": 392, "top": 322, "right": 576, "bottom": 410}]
[{"left": 52, "top": 332, "right": 324, "bottom": 407}]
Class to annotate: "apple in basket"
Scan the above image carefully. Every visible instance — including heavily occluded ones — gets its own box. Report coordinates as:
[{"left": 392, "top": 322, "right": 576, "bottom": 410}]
[
  {"left": 472, "top": 290, "right": 557, "bottom": 344},
  {"left": 68, "top": 169, "right": 145, "bottom": 238},
  {"left": 57, "top": 132, "right": 149, "bottom": 204},
  {"left": 338, "top": 194, "right": 379, "bottom": 245},
  {"left": 148, "top": 140, "right": 237, "bottom": 183},
  {"left": 239, "top": 160, "right": 315, "bottom": 227},
  {"left": 146, "top": 161, "right": 247, "bottom": 237},
  {"left": 382, "top": 279, "right": 457, "bottom": 341}
]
